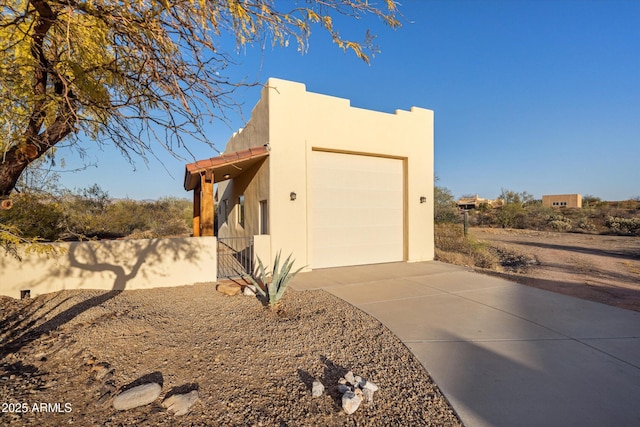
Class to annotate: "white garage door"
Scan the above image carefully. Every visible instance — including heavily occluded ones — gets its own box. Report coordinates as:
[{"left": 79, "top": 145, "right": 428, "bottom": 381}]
[{"left": 311, "top": 151, "right": 404, "bottom": 269}]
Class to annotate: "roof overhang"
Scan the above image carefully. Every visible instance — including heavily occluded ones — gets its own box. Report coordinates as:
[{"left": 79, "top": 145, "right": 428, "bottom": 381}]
[{"left": 183, "top": 146, "right": 270, "bottom": 191}]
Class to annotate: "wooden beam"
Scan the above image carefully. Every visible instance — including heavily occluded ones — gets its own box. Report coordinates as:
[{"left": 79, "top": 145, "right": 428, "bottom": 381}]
[
  {"left": 201, "top": 172, "right": 215, "bottom": 236},
  {"left": 192, "top": 184, "right": 201, "bottom": 237}
]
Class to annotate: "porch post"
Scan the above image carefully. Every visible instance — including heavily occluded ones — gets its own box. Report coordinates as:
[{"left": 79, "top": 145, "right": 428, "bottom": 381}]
[
  {"left": 201, "top": 170, "right": 215, "bottom": 236},
  {"left": 192, "top": 184, "right": 201, "bottom": 237}
]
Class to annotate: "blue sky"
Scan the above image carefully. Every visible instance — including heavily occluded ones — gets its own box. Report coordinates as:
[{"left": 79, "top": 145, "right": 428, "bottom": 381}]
[{"left": 55, "top": 0, "right": 639, "bottom": 201}]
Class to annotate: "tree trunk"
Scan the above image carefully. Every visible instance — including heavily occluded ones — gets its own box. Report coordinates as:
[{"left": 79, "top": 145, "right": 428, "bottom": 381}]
[{"left": 0, "top": 148, "right": 30, "bottom": 207}]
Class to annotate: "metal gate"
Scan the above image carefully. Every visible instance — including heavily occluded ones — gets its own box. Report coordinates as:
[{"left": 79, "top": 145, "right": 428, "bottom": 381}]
[{"left": 217, "top": 236, "right": 254, "bottom": 279}]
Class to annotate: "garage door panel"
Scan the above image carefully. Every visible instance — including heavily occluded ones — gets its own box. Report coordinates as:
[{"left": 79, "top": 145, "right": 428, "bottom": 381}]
[
  {"left": 311, "top": 151, "right": 404, "bottom": 269},
  {"left": 313, "top": 207, "right": 401, "bottom": 228}
]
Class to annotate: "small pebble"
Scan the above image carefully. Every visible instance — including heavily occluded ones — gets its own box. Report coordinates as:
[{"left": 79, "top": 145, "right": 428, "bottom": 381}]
[{"left": 311, "top": 380, "right": 324, "bottom": 397}]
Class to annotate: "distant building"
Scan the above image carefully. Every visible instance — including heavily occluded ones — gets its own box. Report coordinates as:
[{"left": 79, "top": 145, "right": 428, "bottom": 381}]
[
  {"left": 457, "top": 194, "right": 505, "bottom": 210},
  {"left": 542, "top": 194, "right": 582, "bottom": 208}
]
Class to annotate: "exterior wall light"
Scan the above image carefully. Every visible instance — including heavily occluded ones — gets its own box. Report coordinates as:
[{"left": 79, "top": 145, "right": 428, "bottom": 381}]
[
  {"left": 290, "top": 192, "right": 297, "bottom": 201},
  {"left": 223, "top": 174, "right": 231, "bottom": 179},
  {"left": 420, "top": 196, "right": 427, "bottom": 203}
]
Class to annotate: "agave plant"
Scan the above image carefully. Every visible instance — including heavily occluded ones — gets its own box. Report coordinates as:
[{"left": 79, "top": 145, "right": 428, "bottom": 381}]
[{"left": 244, "top": 251, "right": 305, "bottom": 310}]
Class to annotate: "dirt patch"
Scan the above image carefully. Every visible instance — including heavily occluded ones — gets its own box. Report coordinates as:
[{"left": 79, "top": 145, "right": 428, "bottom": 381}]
[
  {"left": 0, "top": 285, "right": 461, "bottom": 426},
  {"left": 471, "top": 227, "right": 640, "bottom": 312}
]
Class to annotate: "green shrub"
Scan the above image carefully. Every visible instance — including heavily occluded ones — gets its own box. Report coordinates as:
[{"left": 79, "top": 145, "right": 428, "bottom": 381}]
[
  {"left": 496, "top": 204, "right": 526, "bottom": 228},
  {"left": 0, "top": 193, "right": 64, "bottom": 241},
  {"left": 434, "top": 185, "right": 459, "bottom": 224},
  {"left": 243, "top": 251, "right": 305, "bottom": 310},
  {"left": 606, "top": 216, "right": 640, "bottom": 235},
  {"left": 546, "top": 214, "right": 572, "bottom": 232},
  {"left": 577, "top": 219, "right": 596, "bottom": 232}
]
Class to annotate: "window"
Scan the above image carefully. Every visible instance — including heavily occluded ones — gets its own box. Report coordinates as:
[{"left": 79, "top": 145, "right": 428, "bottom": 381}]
[
  {"left": 238, "top": 195, "right": 245, "bottom": 226},
  {"left": 259, "top": 200, "right": 268, "bottom": 234}
]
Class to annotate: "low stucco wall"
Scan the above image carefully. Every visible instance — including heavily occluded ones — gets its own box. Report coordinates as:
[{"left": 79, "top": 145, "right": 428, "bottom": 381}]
[{"left": 0, "top": 237, "right": 217, "bottom": 299}]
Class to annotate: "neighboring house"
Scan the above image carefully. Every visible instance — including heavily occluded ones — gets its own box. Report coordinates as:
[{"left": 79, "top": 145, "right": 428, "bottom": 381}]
[
  {"left": 457, "top": 194, "right": 504, "bottom": 210},
  {"left": 542, "top": 194, "right": 583, "bottom": 208},
  {"left": 184, "top": 78, "right": 434, "bottom": 272}
]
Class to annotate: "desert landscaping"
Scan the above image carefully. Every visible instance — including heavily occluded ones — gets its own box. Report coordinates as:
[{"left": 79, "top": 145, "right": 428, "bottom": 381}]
[
  {"left": 0, "top": 283, "right": 462, "bottom": 426},
  {"left": 1, "top": 227, "right": 639, "bottom": 425},
  {"left": 471, "top": 228, "right": 640, "bottom": 312}
]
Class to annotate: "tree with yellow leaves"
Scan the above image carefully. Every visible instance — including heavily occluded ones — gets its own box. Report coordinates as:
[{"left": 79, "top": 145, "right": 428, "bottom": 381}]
[{"left": 0, "top": 0, "right": 400, "bottom": 205}]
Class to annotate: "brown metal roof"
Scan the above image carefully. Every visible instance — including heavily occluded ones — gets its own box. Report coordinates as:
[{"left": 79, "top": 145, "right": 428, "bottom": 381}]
[{"left": 183, "top": 146, "right": 269, "bottom": 191}]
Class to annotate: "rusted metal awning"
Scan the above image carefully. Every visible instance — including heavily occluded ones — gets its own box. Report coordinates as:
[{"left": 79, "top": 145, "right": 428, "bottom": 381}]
[{"left": 183, "top": 146, "right": 270, "bottom": 191}]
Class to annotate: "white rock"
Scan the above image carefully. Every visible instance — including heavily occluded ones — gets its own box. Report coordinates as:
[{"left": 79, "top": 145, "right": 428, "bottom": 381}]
[
  {"left": 354, "top": 376, "right": 363, "bottom": 387},
  {"left": 341, "top": 390, "right": 362, "bottom": 415},
  {"left": 243, "top": 286, "right": 256, "bottom": 296},
  {"left": 344, "top": 371, "right": 356, "bottom": 386},
  {"left": 338, "top": 378, "right": 347, "bottom": 385},
  {"left": 363, "top": 380, "right": 379, "bottom": 392},
  {"left": 311, "top": 381, "right": 324, "bottom": 397},
  {"left": 362, "top": 388, "right": 375, "bottom": 403},
  {"left": 113, "top": 382, "right": 161, "bottom": 411},
  {"left": 337, "top": 384, "right": 351, "bottom": 394},
  {"left": 162, "top": 390, "right": 199, "bottom": 416}
]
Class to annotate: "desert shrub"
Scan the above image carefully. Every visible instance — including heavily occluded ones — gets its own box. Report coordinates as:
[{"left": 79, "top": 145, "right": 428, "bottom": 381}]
[
  {"left": 496, "top": 204, "right": 527, "bottom": 229},
  {"left": 61, "top": 184, "right": 113, "bottom": 238},
  {"left": 434, "top": 223, "right": 499, "bottom": 269},
  {"left": 582, "top": 195, "right": 602, "bottom": 208},
  {"left": 434, "top": 185, "right": 459, "bottom": 224},
  {"left": 605, "top": 216, "right": 640, "bottom": 235},
  {"left": 146, "top": 198, "right": 192, "bottom": 237},
  {"left": 577, "top": 219, "right": 597, "bottom": 232},
  {"left": 106, "top": 199, "right": 149, "bottom": 236},
  {"left": 469, "top": 210, "right": 497, "bottom": 228},
  {"left": 520, "top": 205, "right": 555, "bottom": 230},
  {"left": 2, "top": 183, "right": 192, "bottom": 241},
  {"left": 62, "top": 191, "right": 192, "bottom": 239},
  {"left": 546, "top": 214, "right": 572, "bottom": 232},
  {"left": 0, "top": 193, "right": 65, "bottom": 241},
  {"left": 434, "top": 223, "right": 465, "bottom": 252}
]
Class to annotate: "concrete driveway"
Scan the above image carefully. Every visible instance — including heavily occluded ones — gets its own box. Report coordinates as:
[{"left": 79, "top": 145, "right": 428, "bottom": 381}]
[{"left": 290, "top": 261, "right": 640, "bottom": 427}]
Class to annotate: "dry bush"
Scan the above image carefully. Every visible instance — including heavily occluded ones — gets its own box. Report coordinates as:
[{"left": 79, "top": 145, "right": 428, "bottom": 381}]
[{"left": 434, "top": 224, "right": 499, "bottom": 269}]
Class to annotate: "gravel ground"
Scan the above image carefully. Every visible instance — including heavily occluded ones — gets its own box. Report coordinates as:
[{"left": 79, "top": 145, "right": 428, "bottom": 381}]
[
  {"left": 1, "top": 284, "right": 462, "bottom": 426},
  {"left": 471, "top": 228, "right": 640, "bottom": 312}
]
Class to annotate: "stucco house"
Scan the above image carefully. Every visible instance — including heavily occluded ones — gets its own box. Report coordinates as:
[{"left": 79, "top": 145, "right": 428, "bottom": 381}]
[
  {"left": 542, "top": 194, "right": 583, "bottom": 208},
  {"left": 457, "top": 194, "right": 505, "bottom": 210},
  {"left": 184, "top": 78, "right": 434, "bottom": 273}
]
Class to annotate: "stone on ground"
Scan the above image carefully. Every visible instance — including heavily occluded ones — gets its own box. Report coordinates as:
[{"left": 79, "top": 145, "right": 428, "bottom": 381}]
[
  {"left": 311, "top": 380, "right": 324, "bottom": 397},
  {"left": 341, "top": 390, "right": 362, "bottom": 415},
  {"left": 113, "top": 382, "right": 162, "bottom": 411},
  {"left": 344, "top": 371, "right": 356, "bottom": 386},
  {"left": 363, "top": 380, "right": 379, "bottom": 392},
  {"left": 162, "top": 390, "right": 199, "bottom": 416},
  {"left": 216, "top": 283, "right": 242, "bottom": 296},
  {"left": 362, "top": 387, "right": 375, "bottom": 403}
]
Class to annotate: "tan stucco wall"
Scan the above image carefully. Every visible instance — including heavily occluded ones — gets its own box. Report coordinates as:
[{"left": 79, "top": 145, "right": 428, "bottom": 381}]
[
  {"left": 215, "top": 77, "right": 434, "bottom": 270},
  {"left": 265, "top": 78, "right": 434, "bottom": 269},
  {"left": 0, "top": 237, "right": 217, "bottom": 299},
  {"left": 217, "top": 91, "right": 271, "bottom": 241},
  {"left": 252, "top": 234, "right": 272, "bottom": 272},
  {"left": 542, "top": 194, "right": 583, "bottom": 208}
]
